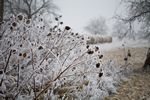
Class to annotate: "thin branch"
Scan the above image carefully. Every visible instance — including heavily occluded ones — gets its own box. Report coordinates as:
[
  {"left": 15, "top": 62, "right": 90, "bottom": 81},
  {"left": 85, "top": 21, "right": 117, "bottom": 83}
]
[
  {"left": 17, "top": 60, "right": 20, "bottom": 88},
  {"left": 34, "top": 52, "right": 96, "bottom": 99},
  {"left": 4, "top": 50, "right": 12, "bottom": 72},
  {"left": 0, "top": 50, "right": 12, "bottom": 86},
  {"left": 128, "top": 10, "right": 150, "bottom": 22},
  {"left": 31, "top": 49, "right": 36, "bottom": 98},
  {"left": 31, "top": 0, "right": 47, "bottom": 17}
]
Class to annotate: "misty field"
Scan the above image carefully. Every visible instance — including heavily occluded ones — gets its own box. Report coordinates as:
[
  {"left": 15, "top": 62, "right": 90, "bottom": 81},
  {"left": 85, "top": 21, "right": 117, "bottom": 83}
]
[
  {"left": 102, "top": 46, "right": 150, "bottom": 100},
  {"left": 103, "top": 47, "right": 147, "bottom": 69}
]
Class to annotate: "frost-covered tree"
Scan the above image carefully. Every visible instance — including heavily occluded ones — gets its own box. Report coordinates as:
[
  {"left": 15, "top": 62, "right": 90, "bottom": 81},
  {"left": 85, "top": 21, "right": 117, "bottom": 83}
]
[
  {"left": 120, "top": 0, "right": 150, "bottom": 39},
  {"left": 112, "top": 20, "right": 135, "bottom": 40},
  {"left": 121, "top": 0, "right": 150, "bottom": 69},
  {"left": 112, "top": 20, "right": 128, "bottom": 40},
  {"left": 84, "top": 16, "right": 108, "bottom": 35},
  {"left": 4, "top": 0, "right": 58, "bottom": 19}
]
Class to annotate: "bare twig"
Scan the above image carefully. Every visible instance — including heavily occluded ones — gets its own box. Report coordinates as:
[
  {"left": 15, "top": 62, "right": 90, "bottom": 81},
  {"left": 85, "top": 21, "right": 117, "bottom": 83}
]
[
  {"left": 31, "top": 49, "right": 36, "bottom": 98},
  {"left": 0, "top": 50, "right": 12, "bottom": 86},
  {"left": 34, "top": 51, "right": 97, "bottom": 99},
  {"left": 4, "top": 50, "right": 12, "bottom": 72},
  {"left": 17, "top": 60, "right": 20, "bottom": 87}
]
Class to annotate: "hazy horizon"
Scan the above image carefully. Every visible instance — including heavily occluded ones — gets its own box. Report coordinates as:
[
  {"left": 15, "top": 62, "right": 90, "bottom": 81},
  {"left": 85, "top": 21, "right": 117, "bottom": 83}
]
[{"left": 55, "top": 0, "right": 122, "bottom": 34}]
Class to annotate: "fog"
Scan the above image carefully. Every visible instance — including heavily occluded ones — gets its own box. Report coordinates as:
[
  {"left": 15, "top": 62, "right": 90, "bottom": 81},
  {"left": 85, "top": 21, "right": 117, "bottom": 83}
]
[{"left": 55, "top": 0, "right": 121, "bottom": 34}]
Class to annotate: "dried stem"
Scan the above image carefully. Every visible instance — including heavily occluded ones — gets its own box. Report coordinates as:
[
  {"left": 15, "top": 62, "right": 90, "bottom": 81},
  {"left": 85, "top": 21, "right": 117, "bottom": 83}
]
[
  {"left": 0, "top": 50, "right": 12, "bottom": 86},
  {"left": 31, "top": 49, "right": 37, "bottom": 98},
  {"left": 17, "top": 60, "right": 20, "bottom": 87}
]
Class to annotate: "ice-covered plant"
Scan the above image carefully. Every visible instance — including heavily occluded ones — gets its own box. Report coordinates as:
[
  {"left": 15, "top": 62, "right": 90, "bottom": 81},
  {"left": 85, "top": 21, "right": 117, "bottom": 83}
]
[{"left": 0, "top": 14, "right": 122, "bottom": 100}]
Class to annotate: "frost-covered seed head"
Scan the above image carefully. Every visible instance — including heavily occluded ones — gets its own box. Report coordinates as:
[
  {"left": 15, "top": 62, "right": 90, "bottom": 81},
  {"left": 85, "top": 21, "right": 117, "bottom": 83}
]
[
  {"left": 98, "top": 72, "right": 103, "bottom": 77},
  {"left": 60, "top": 22, "right": 63, "bottom": 25},
  {"left": 98, "top": 55, "right": 103, "bottom": 59},
  {"left": 17, "top": 15, "right": 23, "bottom": 21},
  {"left": 0, "top": 70, "right": 3, "bottom": 74},
  {"left": 23, "top": 53, "right": 27, "bottom": 58},
  {"left": 87, "top": 49, "right": 94, "bottom": 54},
  {"left": 96, "top": 63, "right": 100, "bottom": 68},
  {"left": 65, "top": 26, "right": 71, "bottom": 30},
  {"left": 12, "top": 22, "right": 17, "bottom": 27},
  {"left": 26, "top": 19, "right": 30, "bottom": 24}
]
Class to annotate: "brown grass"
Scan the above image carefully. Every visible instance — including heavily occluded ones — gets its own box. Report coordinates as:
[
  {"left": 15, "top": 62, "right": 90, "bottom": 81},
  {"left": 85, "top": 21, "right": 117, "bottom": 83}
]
[
  {"left": 102, "top": 47, "right": 148, "bottom": 69},
  {"left": 103, "top": 47, "right": 150, "bottom": 100}
]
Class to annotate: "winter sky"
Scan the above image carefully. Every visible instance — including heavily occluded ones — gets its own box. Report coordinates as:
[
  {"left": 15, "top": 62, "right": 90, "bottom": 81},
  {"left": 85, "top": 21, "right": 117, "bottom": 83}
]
[{"left": 55, "top": 0, "right": 122, "bottom": 34}]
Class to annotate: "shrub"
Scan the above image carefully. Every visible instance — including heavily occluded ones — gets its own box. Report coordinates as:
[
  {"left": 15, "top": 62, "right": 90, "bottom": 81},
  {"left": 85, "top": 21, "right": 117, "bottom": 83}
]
[{"left": 0, "top": 14, "right": 121, "bottom": 100}]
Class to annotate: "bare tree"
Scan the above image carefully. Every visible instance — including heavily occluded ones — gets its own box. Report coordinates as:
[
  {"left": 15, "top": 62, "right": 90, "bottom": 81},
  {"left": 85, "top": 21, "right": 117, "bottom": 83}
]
[
  {"left": 0, "top": 0, "right": 4, "bottom": 23},
  {"left": 112, "top": 20, "right": 135, "bottom": 40},
  {"left": 4, "top": 0, "right": 58, "bottom": 19},
  {"left": 112, "top": 20, "right": 128, "bottom": 40},
  {"left": 121, "top": 0, "right": 150, "bottom": 69},
  {"left": 123, "top": 0, "right": 150, "bottom": 22},
  {"left": 84, "top": 16, "right": 108, "bottom": 35}
]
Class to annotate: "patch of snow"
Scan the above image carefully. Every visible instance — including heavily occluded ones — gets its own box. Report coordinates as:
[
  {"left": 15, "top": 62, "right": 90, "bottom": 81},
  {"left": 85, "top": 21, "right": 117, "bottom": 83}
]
[{"left": 97, "top": 38, "right": 150, "bottom": 51}]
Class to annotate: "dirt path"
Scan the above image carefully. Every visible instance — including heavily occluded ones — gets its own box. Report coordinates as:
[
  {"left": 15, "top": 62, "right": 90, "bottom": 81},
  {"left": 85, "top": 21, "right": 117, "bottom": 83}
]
[{"left": 103, "top": 47, "right": 150, "bottom": 100}]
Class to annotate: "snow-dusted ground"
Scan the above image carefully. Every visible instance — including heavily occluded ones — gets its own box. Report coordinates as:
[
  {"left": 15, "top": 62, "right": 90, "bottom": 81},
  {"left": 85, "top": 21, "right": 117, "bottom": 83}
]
[{"left": 98, "top": 38, "right": 150, "bottom": 51}]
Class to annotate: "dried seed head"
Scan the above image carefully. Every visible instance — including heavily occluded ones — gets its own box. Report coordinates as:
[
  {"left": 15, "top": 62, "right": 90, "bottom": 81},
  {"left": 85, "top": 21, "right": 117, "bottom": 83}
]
[
  {"left": 71, "top": 32, "right": 74, "bottom": 35},
  {"left": 98, "top": 55, "right": 103, "bottom": 59},
  {"left": 40, "top": 68, "right": 43, "bottom": 72},
  {"left": 58, "top": 29, "right": 61, "bottom": 32},
  {"left": 0, "top": 70, "right": 3, "bottom": 74},
  {"left": 21, "top": 66, "right": 24, "bottom": 69},
  {"left": 65, "top": 26, "right": 71, "bottom": 30},
  {"left": 17, "top": 15, "right": 23, "bottom": 21},
  {"left": 55, "top": 17, "right": 59, "bottom": 21},
  {"left": 57, "top": 53, "right": 59, "bottom": 56},
  {"left": 23, "top": 53, "right": 27, "bottom": 58},
  {"left": 38, "top": 46, "right": 43, "bottom": 50},
  {"left": 10, "top": 26, "right": 13, "bottom": 30},
  {"left": 98, "top": 72, "right": 103, "bottom": 77},
  {"left": 12, "top": 22, "right": 17, "bottom": 27},
  {"left": 50, "top": 28, "right": 53, "bottom": 32},
  {"left": 83, "top": 75, "right": 86, "bottom": 79},
  {"left": 19, "top": 53, "right": 22, "bottom": 56},
  {"left": 86, "top": 45, "right": 89, "bottom": 49},
  {"left": 128, "top": 50, "right": 131, "bottom": 57},
  {"left": 47, "top": 33, "right": 51, "bottom": 36},
  {"left": 96, "top": 63, "right": 100, "bottom": 68},
  {"left": 60, "top": 22, "right": 63, "bottom": 24},
  {"left": 53, "top": 25, "right": 57, "bottom": 29},
  {"left": 87, "top": 49, "right": 94, "bottom": 54},
  {"left": 95, "top": 46, "right": 99, "bottom": 52},
  {"left": 124, "top": 57, "right": 128, "bottom": 61},
  {"left": 26, "top": 19, "right": 30, "bottom": 24},
  {"left": 12, "top": 49, "right": 16, "bottom": 52},
  {"left": 20, "top": 44, "right": 22, "bottom": 47},
  {"left": 75, "top": 33, "right": 78, "bottom": 35}
]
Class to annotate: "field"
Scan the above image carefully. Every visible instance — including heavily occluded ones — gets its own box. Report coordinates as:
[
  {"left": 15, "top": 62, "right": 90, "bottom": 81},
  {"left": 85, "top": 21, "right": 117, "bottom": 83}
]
[
  {"left": 101, "top": 44, "right": 150, "bottom": 100},
  {"left": 102, "top": 47, "right": 148, "bottom": 69}
]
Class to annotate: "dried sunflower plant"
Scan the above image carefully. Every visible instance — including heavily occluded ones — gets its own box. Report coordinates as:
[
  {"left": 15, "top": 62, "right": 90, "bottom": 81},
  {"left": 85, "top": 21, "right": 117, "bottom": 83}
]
[{"left": 0, "top": 14, "right": 121, "bottom": 100}]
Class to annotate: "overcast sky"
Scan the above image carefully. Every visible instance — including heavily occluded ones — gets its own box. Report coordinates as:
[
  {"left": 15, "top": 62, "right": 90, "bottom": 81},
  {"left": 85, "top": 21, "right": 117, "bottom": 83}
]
[{"left": 54, "top": 0, "right": 121, "bottom": 34}]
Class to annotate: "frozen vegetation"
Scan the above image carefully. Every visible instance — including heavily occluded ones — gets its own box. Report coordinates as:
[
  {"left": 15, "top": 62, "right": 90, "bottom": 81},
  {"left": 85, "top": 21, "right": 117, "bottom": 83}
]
[
  {"left": 1, "top": 0, "right": 150, "bottom": 100},
  {"left": 0, "top": 14, "right": 128, "bottom": 100}
]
